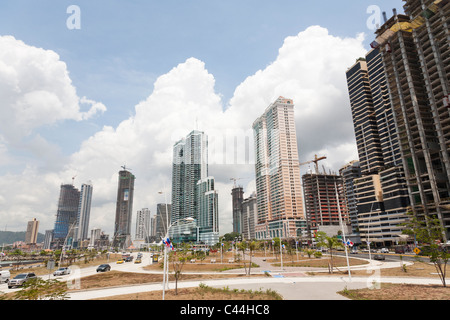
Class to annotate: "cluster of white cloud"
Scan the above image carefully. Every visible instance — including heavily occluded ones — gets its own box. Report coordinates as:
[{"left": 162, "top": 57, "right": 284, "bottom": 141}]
[{"left": 0, "top": 26, "right": 367, "bottom": 237}]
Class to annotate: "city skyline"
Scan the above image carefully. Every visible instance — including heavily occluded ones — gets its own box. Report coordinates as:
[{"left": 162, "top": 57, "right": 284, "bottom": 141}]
[{"left": 0, "top": 1, "right": 407, "bottom": 237}]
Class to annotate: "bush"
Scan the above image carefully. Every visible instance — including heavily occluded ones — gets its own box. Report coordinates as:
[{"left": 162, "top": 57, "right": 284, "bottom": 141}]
[{"left": 313, "top": 251, "right": 322, "bottom": 258}]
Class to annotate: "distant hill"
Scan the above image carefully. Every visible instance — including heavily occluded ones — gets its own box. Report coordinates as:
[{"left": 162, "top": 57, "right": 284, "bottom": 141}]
[{"left": 0, "top": 231, "right": 45, "bottom": 246}]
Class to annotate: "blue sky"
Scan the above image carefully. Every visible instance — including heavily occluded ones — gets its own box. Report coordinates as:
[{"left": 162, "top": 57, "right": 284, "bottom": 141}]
[
  {"left": 0, "top": 0, "right": 405, "bottom": 153},
  {"left": 0, "top": 1, "right": 407, "bottom": 234}
]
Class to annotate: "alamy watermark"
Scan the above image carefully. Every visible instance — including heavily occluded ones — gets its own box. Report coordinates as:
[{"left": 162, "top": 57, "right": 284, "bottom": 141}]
[
  {"left": 366, "top": 5, "right": 382, "bottom": 31},
  {"left": 66, "top": 5, "right": 81, "bottom": 30}
]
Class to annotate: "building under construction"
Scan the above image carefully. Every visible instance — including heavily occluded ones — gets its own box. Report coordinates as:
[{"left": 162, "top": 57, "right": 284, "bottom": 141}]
[
  {"left": 302, "top": 169, "right": 349, "bottom": 231},
  {"left": 371, "top": 0, "right": 450, "bottom": 241},
  {"left": 113, "top": 168, "right": 135, "bottom": 249}
]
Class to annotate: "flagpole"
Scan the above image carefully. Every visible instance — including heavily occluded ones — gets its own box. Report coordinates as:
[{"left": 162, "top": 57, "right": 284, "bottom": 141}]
[
  {"left": 161, "top": 217, "right": 194, "bottom": 300},
  {"left": 162, "top": 236, "right": 167, "bottom": 300}
]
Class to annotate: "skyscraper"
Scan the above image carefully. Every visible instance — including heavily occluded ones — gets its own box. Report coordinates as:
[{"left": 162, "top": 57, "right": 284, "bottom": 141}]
[
  {"left": 346, "top": 49, "right": 410, "bottom": 246},
  {"left": 339, "top": 161, "right": 362, "bottom": 235},
  {"left": 75, "top": 182, "right": 93, "bottom": 245},
  {"left": 135, "top": 208, "right": 151, "bottom": 241},
  {"left": 252, "top": 97, "right": 305, "bottom": 239},
  {"left": 241, "top": 192, "right": 258, "bottom": 240},
  {"left": 25, "top": 218, "right": 39, "bottom": 245},
  {"left": 155, "top": 203, "right": 171, "bottom": 239},
  {"left": 231, "top": 186, "right": 244, "bottom": 234},
  {"left": 113, "top": 168, "right": 135, "bottom": 248},
  {"left": 197, "top": 177, "right": 219, "bottom": 245},
  {"left": 171, "top": 130, "right": 209, "bottom": 242},
  {"left": 370, "top": 1, "right": 450, "bottom": 241},
  {"left": 52, "top": 184, "right": 80, "bottom": 249}
]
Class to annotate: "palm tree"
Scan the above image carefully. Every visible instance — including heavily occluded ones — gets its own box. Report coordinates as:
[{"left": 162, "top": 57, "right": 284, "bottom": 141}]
[{"left": 316, "top": 232, "right": 343, "bottom": 274}]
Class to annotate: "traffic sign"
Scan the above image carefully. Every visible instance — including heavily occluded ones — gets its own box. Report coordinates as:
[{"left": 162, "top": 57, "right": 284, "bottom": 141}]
[{"left": 413, "top": 247, "right": 421, "bottom": 254}]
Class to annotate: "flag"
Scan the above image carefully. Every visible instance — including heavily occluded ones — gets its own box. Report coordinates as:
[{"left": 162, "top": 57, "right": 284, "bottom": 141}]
[{"left": 162, "top": 237, "right": 171, "bottom": 247}]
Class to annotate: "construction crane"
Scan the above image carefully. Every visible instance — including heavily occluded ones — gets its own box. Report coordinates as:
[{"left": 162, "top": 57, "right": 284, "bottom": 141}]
[
  {"left": 299, "top": 154, "right": 327, "bottom": 174},
  {"left": 121, "top": 165, "right": 132, "bottom": 171},
  {"left": 71, "top": 175, "right": 77, "bottom": 186},
  {"left": 230, "top": 178, "right": 242, "bottom": 188}
]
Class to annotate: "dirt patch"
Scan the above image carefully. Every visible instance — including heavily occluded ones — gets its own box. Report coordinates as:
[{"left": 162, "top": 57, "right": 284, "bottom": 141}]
[
  {"left": 309, "top": 261, "right": 446, "bottom": 278},
  {"left": 76, "top": 271, "right": 264, "bottom": 290},
  {"left": 144, "top": 261, "right": 251, "bottom": 273},
  {"left": 92, "top": 285, "right": 282, "bottom": 300},
  {"left": 339, "top": 283, "right": 450, "bottom": 300},
  {"left": 270, "top": 256, "right": 368, "bottom": 268}
]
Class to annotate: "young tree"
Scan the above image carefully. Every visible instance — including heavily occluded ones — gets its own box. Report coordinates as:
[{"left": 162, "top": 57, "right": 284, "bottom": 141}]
[
  {"left": 316, "top": 231, "right": 343, "bottom": 274},
  {"left": 402, "top": 212, "right": 449, "bottom": 287},
  {"left": 168, "top": 244, "right": 192, "bottom": 295}
]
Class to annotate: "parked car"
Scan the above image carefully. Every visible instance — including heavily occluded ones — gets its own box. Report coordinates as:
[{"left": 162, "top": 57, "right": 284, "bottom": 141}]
[
  {"left": 8, "top": 272, "right": 37, "bottom": 289},
  {"left": 394, "top": 246, "right": 406, "bottom": 254},
  {"left": 125, "top": 256, "right": 133, "bottom": 262},
  {"left": 96, "top": 264, "right": 111, "bottom": 272},
  {"left": 374, "top": 254, "right": 385, "bottom": 261},
  {"left": 134, "top": 259, "right": 142, "bottom": 264},
  {"left": 0, "top": 269, "right": 11, "bottom": 283},
  {"left": 53, "top": 267, "right": 71, "bottom": 276},
  {"left": 380, "top": 248, "right": 389, "bottom": 253}
]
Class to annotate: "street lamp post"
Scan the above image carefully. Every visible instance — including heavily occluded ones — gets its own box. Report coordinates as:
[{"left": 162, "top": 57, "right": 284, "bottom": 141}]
[{"left": 335, "top": 181, "right": 351, "bottom": 281}]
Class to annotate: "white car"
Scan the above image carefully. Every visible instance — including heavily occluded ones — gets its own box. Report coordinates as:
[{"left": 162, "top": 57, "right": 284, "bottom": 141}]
[
  {"left": 380, "top": 248, "right": 389, "bottom": 253},
  {"left": 53, "top": 267, "right": 71, "bottom": 276}
]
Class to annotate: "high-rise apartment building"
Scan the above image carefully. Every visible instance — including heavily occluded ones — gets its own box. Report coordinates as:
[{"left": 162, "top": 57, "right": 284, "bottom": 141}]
[
  {"left": 52, "top": 184, "right": 80, "bottom": 249},
  {"left": 252, "top": 97, "right": 306, "bottom": 240},
  {"left": 25, "top": 218, "right": 39, "bottom": 245},
  {"left": 346, "top": 49, "right": 410, "bottom": 246},
  {"left": 171, "top": 130, "right": 212, "bottom": 243},
  {"left": 75, "top": 182, "right": 93, "bottom": 245},
  {"left": 155, "top": 203, "right": 171, "bottom": 239},
  {"left": 171, "top": 130, "right": 208, "bottom": 223},
  {"left": 135, "top": 208, "right": 151, "bottom": 241},
  {"left": 370, "top": 1, "right": 450, "bottom": 241},
  {"left": 339, "top": 161, "right": 362, "bottom": 235},
  {"left": 241, "top": 192, "right": 258, "bottom": 240},
  {"left": 197, "top": 177, "right": 219, "bottom": 245},
  {"left": 113, "top": 168, "right": 135, "bottom": 248}
]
